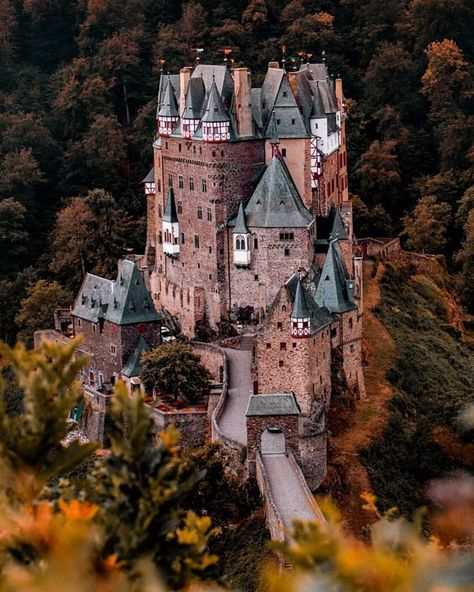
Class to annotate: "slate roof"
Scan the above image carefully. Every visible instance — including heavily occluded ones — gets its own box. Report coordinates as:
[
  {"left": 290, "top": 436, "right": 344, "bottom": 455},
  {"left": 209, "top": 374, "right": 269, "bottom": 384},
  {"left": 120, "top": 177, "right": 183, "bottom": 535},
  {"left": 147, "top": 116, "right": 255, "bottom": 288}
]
[
  {"left": 121, "top": 336, "right": 150, "bottom": 378},
  {"left": 315, "top": 239, "right": 356, "bottom": 313},
  {"left": 201, "top": 80, "right": 230, "bottom": 123},
  {"left": 142, "top": 168, "right": 154, "bottom": 183},
  {"left": 233, "top": 201, "right": 248, "bottom": 234},
  {"left": 156, "top": 74, "right": 180, "bottom": 118},
  {"left": 245, "top": 393, "right": 301, "bottom": 416},
  {"left": 244, "top": 153, "right": 313, "bottom": 228},
  {"left": 183, "top": 76, "right": 205, "bottom": 119},
  {"left": 286, "top": 274, "right": 333, "bottom": 334},
  {"left": 316, "top": 206, "right": 348, "bottom": 242},
  {"left": 291, "top": 278, "right": 311, "bottom": 318},
  {"left": 163, "top": 188, "right": 178, "bottom": 223},
  {"left": 157, "top": 77, "right": 179, "bottom": 118},
  {"left": 72, "top": 260, "right": 161, "bottom": 325}
]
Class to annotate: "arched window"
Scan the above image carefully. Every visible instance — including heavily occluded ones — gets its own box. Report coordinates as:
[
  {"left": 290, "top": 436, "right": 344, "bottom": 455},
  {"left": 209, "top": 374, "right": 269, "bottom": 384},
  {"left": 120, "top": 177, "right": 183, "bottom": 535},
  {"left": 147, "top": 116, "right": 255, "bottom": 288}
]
[{"left": 235, "top": 235, "right": 246, "bottom": 250}]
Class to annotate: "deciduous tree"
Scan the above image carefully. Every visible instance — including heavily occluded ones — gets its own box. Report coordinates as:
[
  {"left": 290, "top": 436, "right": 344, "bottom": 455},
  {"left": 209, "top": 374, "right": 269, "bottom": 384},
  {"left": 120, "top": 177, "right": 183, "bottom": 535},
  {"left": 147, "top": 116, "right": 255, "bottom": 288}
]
[
  {"left": 402, "top": 195, "right": 451, "bottom": 253},
  {"left": 0, "top": 198, "right": 28, "bottom": 277},
  {"left": 15, "top": 280, "right": 72, "bottom": 346},
  {"left": 141, "top": 342, "right": 212, "bottom": 405}
]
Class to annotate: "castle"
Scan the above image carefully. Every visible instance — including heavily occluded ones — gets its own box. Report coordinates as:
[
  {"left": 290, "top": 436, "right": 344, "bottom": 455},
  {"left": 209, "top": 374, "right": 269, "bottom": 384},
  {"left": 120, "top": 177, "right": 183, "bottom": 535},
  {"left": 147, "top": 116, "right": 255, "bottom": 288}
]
[
  {"left": 36, "top": 58, "right": 365, "bottom": 496},
  {"left": 142, "top": 59, "right": 365, "bottom": 489}
]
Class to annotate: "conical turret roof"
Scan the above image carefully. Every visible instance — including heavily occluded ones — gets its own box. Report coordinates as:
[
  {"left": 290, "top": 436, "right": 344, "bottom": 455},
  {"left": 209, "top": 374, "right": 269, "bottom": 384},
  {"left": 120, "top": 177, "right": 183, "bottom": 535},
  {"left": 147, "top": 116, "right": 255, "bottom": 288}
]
[
  {"left": 201, "top": 80, "right": 230, "bottom": 123},
  {"left": 163, "top": 188, "right": 178, "bottom": 223},
  {"left": 291, "top": 278, "right": 311, "bottom": 318},
  {"left": 158, "top": 78, "right": 179, "bottom": 118},
  {"left": 315, "top": 239, "right": 355, "bottom": 313},
  {"left": 233, "top": 202, "right": 248, "bottom": 234}
]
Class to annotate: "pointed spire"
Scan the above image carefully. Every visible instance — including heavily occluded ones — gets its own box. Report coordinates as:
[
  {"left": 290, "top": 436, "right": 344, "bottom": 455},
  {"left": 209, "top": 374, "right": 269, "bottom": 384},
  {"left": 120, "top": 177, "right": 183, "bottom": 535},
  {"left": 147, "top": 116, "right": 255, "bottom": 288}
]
[
  {"left": 234, "top": 202, "right": 248, "bottom": 234},
  {"left": 201, "top": 80, "right": 230, "bottom": 122},
  {"left": 292, "top": 278, "right": 311, "bottom": 319},
  {"left": 158, "top": 78, "right": 179, "bottom": 118},
  {"left": 163, "top": 188, "right": 178, "bottom": 223},
  {"left": 270, "top": 111, "right": 280, "bottom": 156}
]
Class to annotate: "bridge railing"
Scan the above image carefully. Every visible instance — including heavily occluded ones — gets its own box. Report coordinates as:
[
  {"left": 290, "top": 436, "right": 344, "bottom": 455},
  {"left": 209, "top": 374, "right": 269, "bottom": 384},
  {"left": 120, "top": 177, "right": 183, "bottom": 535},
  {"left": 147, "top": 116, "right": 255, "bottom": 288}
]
[
  {"left": 255, "top": 451, "right": 285, "bottom": 542},
  {"left": 287, "top": 452, "right": 326, "bottom": 526}
]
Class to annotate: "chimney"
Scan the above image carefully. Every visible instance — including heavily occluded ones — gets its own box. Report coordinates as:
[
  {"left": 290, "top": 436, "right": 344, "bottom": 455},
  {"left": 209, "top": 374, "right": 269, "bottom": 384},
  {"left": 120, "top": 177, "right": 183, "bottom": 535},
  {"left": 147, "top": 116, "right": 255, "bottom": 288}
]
[
  {"left": 179, "top": 67, "right": 192, "bottom": 116},
  {"left": 335, "top": 77, "right": 343, "bottom": 111},
  {"left": 268, "top": 61, "right": 279, "bottom": 69},
  {"left": 233, "top": 67, "right": 253, "bottom": 138}
]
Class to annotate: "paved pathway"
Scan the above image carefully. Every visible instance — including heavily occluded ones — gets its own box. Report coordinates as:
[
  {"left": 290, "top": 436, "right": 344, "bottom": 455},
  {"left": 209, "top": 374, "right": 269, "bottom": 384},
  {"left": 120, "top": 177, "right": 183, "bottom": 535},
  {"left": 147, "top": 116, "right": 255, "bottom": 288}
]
[
  {"left": 262, "top": 453, "right": 320, "bottom": 532},
  {"left": 218, "top": 341, "right": 253, "bottom": 445}
]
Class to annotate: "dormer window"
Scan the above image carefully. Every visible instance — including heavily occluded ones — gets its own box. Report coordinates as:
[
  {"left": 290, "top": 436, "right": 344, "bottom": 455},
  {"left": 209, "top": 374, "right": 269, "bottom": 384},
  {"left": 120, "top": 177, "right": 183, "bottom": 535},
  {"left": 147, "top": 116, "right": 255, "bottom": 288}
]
[
  {"left": 129, "top": 301, "right": 135, "bottom": 312},
  {"left": 81, "top": 294, "right": 86, "bottom": 305}
]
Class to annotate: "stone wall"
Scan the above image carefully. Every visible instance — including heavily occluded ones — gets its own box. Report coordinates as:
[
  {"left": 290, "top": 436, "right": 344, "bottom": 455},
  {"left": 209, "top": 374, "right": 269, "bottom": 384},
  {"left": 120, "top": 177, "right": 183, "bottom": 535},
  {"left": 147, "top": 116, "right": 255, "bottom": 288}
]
[
  {"left": 191, "top": 341, "right": 226, "bottom": 383},
  {"left": 72, "top": 318, "right": 161, "bottom": 386},
  {"left": 150, "top": 136, "right": 265, "bottom": 335},
  {"left": 247, "top": 414, "right": 300, "bottom": 476},
  {"left": 255, "top": 287, "right": 331, "bottom": 416},
  {"left": 151, "top": 408, "right": 209, "bottom": 447},
  {"left": 228, "top": 224, "right": 314, "bottom": 319}
]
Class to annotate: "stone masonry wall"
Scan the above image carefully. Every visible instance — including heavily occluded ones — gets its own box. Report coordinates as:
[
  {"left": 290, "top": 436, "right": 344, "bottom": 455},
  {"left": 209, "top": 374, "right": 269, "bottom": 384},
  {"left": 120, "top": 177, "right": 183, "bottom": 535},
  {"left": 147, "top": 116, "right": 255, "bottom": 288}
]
[
  {"left": 190, "top": 342, "right": 226, "bottom": 383},
  {"left": 256, "top": 288, "right": 332, "bottom": 416},
  {"left": 228, "top": 224, "right": 315, "bottom": 319},
  {"left": 150, "top": 137, "right": 265, "bottom": 334}
]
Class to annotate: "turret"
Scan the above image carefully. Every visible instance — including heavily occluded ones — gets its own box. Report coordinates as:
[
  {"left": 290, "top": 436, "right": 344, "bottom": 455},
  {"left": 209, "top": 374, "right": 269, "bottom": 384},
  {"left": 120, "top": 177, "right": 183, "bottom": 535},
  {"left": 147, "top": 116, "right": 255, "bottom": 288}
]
[
  {"left": 142, "top": 168, "right": 155, "bottom": 195},
  {"left": 162, "top": 188, "right": 180, "bottom": 257},
  {"left": 201, "top": 80, "right": 230, "bottom": 143},
  {"left": 291, "top": 278, "right": 311, "bottom": 338},
  {"left": 233, "top": 202, "right": 250, "bottom": 266},
  {"left": 157, "top": 78, "right": 179, "bottom": 137}
]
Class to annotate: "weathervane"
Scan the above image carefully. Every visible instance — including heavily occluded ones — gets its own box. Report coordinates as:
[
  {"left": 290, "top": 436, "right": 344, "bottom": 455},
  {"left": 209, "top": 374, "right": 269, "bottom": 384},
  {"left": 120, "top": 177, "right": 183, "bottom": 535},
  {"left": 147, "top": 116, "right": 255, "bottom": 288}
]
[
  {"left": 191, "top": 47, "right": 204, "bottom": 65},
  {"left": 281, "top": 45, "right": 287, "bottom": 70}
]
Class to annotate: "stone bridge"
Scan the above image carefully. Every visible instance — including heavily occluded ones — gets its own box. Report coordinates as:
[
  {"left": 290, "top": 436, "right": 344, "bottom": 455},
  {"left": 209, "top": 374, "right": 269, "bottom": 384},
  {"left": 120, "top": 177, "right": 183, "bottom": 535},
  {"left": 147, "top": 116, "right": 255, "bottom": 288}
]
[{"left": 213, "top": 338, "right": 325, "bottom": 541}]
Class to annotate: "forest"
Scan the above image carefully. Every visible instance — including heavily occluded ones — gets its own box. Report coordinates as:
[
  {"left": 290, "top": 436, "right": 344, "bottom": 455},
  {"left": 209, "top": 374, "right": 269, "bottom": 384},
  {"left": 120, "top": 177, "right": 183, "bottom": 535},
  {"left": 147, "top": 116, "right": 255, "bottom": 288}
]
[{"left": 0, "top": 0, "right": 473, "bottom": 345}]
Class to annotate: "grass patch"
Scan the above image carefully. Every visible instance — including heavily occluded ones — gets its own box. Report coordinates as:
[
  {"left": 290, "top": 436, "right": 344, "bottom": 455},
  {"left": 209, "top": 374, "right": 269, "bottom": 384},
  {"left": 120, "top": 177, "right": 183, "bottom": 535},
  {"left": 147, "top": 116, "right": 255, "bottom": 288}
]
[{"left": 361, "top": 265, "right": 474, "bottom": 517}]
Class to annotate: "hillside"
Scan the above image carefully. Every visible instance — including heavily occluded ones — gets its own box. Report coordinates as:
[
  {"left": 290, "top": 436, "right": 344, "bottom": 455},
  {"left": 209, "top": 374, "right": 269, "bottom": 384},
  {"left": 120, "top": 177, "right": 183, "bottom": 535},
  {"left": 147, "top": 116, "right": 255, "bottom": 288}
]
[{"left": 325, "top": 260, "right": 473, "bottom": 535}]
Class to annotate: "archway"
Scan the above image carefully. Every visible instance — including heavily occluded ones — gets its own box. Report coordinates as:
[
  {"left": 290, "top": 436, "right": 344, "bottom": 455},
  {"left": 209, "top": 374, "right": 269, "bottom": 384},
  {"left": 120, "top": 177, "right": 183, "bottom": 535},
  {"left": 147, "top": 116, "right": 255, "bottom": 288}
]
[{"left": 261, "top": 427, "right": 286, "bottom": 455}]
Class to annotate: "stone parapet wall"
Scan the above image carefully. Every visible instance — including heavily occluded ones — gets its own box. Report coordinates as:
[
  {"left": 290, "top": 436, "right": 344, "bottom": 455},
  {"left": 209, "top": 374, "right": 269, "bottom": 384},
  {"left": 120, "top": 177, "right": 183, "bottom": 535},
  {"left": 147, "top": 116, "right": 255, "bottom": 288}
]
[
  {"left": 191, "top": 341, "right": 226, "bottom": 383},
  {"left": 255, "top": 452, "right": 285, "bottom": 542},
  {"left": 82, "top": 385, "right": 110, "bottom": 443},
  {"left": 287, "top": 452, "right": 326, "bottom": 523}
]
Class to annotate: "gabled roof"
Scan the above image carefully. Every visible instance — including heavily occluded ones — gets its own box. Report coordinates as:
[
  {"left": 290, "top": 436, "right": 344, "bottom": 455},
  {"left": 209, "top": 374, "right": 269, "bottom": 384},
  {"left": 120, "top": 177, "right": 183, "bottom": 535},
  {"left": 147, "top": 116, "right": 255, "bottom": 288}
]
[
  {"left": 233, "top": 201, "right": 248, "bottom": 234},
  {"left": 286, "top": 274, "right": 333, "bottom": 333},
  {"left": 201, "top": 80, "right": 230, "bottom": 123},
  {"left": 121, "top": 336, "right": 150, "bottom": 378},
  {"left": 315, "top": 240, "right": 356, "bottom": 313},
  {"left": 157, "top": 78, "right": 179, "bottom": 118},
  {"left": 163, "top": 188, "right": 178, "bottom": 223},
  {"left": 244, "top": 154, "right": 313, "bottom": 228},
  {"left": 246, "top": 393, "right": 300, "bottom": 416},
  {"left": 72, "top": 260, "right": 161, "bottom": 325},
  {"left": 264, "top": 76, "right": 308, "bottom": 138}
]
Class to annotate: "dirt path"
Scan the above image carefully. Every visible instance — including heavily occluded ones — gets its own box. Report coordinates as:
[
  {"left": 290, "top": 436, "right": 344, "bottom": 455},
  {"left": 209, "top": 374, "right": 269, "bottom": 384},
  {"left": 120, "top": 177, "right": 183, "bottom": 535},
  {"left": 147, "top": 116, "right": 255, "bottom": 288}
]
[{"left": 330, "top": 261, "right": 396, "bottom": 536}]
